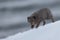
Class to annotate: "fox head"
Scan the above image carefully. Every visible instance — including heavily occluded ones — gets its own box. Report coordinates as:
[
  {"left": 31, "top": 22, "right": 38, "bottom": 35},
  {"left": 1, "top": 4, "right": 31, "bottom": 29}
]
[{"left": 27, "top": 16, "right": 37, "bottom": 26}]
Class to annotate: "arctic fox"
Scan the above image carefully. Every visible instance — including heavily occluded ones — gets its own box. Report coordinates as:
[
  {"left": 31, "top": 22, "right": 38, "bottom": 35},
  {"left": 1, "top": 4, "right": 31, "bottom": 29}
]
[{"left": 27, "top": 8, "right": 54, "bottom": 28}]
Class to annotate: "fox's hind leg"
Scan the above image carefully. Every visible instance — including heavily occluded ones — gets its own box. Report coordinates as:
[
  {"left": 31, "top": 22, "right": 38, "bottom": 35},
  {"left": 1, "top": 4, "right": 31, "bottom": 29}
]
[
  {"left": 48, "top": 10, "right": 55, "bottom": 22},
  {"left": 48, "top": 15, "right": 55, "bottom": 22},
  {"left": 49, "top": 14, "right": 55, "bottom": 22},
  {"left": 51, "top": 16, "right": 55, "bottom": 22},
  {"left": 43, "top": 20, "right": 46, "bottom": 25}
]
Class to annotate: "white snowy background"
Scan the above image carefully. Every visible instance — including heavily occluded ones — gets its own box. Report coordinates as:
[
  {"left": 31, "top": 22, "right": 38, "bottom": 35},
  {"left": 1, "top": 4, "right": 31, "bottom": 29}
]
[{"left": 0, "top": 0, "right": 60, "bottom": 39}]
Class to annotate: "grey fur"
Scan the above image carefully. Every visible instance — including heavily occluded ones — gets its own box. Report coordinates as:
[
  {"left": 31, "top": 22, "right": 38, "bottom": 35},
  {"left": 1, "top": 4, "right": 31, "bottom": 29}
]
[{"left": 27, "top": 8, "right": 54, "bottom": 28}]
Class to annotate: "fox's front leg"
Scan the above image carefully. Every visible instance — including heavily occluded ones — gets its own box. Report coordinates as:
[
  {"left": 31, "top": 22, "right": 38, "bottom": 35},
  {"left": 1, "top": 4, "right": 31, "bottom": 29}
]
[
  {"left": 36, "top": 21, "right": 41, "bottom": 28},
  {"left": 43, "top": 20, "right": 46, "bottom": 25},
  {"left": 31, "top": 25, "right": 34, "bottom": 29}
]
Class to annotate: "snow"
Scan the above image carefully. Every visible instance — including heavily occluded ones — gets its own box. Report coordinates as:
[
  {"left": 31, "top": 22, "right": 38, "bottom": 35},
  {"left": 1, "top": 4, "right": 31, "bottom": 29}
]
[{"left": 1, "top": 20, "right": 60, "bottom": 40}]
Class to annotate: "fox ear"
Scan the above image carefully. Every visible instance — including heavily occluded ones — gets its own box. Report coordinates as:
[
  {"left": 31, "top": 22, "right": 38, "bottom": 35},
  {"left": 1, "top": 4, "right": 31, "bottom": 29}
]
[{"left": 33, "top": 16, "right": 36, "bottom": 19}]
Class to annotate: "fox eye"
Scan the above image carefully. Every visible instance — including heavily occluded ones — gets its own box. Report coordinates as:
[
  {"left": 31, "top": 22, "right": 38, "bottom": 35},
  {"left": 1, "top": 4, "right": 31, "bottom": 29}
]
[
  {"left": 33, "top": 16, "right": 36, "bottom": 19},
  {"left": 27, "top": 17, "right": 31, "bottom": 21},
  {"left": 27, "top": 17, "right": 30, "bottom": 19}
]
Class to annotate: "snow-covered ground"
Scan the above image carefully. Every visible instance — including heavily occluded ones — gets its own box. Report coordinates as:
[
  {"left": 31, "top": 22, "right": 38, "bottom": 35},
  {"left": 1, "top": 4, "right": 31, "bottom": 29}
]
[{"left": 1, "top": 20, "right": 60, "bottom": 40}]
